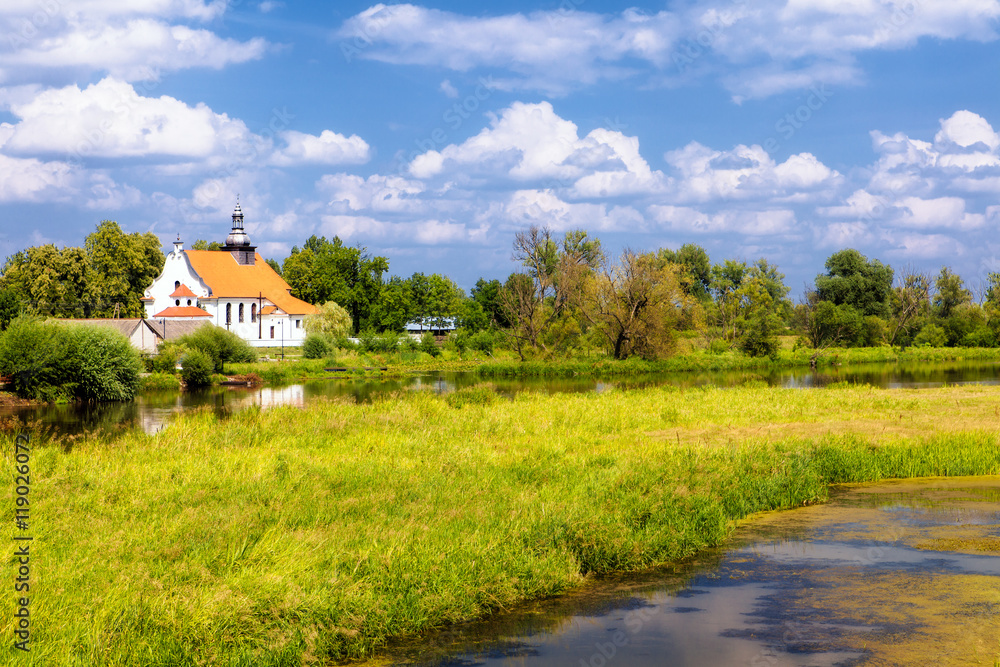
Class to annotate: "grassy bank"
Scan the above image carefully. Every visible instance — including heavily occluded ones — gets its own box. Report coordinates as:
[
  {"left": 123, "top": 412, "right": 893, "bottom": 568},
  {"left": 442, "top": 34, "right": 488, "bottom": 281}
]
[
  {"left": 4, "top": 384, "right": 1000, "bottom": 665},
  {"left": 477, "top": 345, "right": 1000, "bottom": 377}
]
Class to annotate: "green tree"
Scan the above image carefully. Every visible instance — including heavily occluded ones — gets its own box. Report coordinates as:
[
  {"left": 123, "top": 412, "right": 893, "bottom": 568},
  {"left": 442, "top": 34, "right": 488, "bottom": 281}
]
[
  {"left": 191, "top": 240, "right": 223, "bottom": 251},
  {"left": 369, "top": 276, "right": 412, "bottom": 332},
  {"left": 814, "top": 249, "right": 894, "bottom": 318},
  {"left": 408, "top": 273, "right": 464, "bottom": 330},
  {"left": 0, "top": 286, "right": 21, "bottom": 330},
  {"left": 304, "top": 301, "right": 352, "bottom": 339},
  {"left": 0, "top": 316, "right": 69, "bottom": 399},
  {"left": 932, "top": 267, "right": 971, "bottom": 319},
  {"left": 807, "top": 301, "right": 865, "bottom": 348},
  {"left": 707, "top": 259, "right": 748, "bottom": 344},
  {"left": 302, "top": 335, "right": 331, "bottom": 359},
  {"left": 282, "top": 236, "right": 389, "bottom": 333},
  {"left": 85, "top": 220, "right": 165, "bottom": 317},
  {"left": 735, "top": 278, "right": 784, "bottom": 358},
  {"left": 912, "top": 323, "right": 948, "bottom": 347},
  {"left": 985, "top": 272, "right": 1000, "bottom": 307},
  {"left": 62, "top": 325, "right": 144, "bottom": 402},
  {"left": 0, "top": 316, "right": 142, "bottom": 402},
  {"left": 500, "top": 226, "right": 602, "bottom": 357},
  {"left": 499, "top": 271, "right": 542, "bottom": 360},
  {"left": 657, "top": 243, "right": 712, "bottom": 302},
  {"left": 0, "top": 245, "right": 96, "bottom": 317},
  {"left": 179, "top": 349, "right": 214, "bottom": 388},
  {"left": 471, "top": 278, "right": 509, "bottom": 328},
  {"left": 888, "top": 270, "right": 931, "bottom": 346},
  {"left": 707, "top": 259, "right": 789, "bottom": 354},
  {"left": 576, "top": 250, "right": 688, "bottom": 360}
]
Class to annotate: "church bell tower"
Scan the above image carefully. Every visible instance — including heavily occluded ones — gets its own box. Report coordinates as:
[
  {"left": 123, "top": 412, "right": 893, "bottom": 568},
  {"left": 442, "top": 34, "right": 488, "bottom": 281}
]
[{"left": 222, "top": 198, "right": 257, "bottom": 265}]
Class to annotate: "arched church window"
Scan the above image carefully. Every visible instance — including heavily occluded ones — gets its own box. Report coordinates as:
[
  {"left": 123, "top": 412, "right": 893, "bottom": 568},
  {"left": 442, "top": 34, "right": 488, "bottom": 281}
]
[
  {"left": 251, "top": 304, "right": 257, "bottom": 323},
  {"left": 226, "top": 303, "right": 232, "bottom": 325},
  {"left": 239, "top": 303, "right": 245, "bottom": 323}
]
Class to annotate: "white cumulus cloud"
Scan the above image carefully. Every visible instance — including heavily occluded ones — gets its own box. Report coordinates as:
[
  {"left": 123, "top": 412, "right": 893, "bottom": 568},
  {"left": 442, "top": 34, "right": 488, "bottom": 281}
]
[
  {"left": 409, "top": 101, "right": 667, "bottom": 197},
  {"left": 271, "top": 130, "right": 371, "bottom": 167},
  {"left": 664, "top": 142, "right": 841, "bottom": 203},
  {"left": 0, "top": 77, "right": 253, "bottom": 159}
]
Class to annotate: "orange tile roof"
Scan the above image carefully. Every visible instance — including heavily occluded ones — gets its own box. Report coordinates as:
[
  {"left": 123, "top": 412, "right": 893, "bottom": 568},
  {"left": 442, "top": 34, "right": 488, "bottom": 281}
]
[
  {"left": 261, "top": 306, "right": 278, "bottom": 315},
  {"left": 152, "top": 306, "right": 213, "bottom": 318},
  {"left": 170, "top": 284, "right": 198, "bottom": 298},
  {"left": 186, "top": 250, "right": 317, "bottom": 316}
]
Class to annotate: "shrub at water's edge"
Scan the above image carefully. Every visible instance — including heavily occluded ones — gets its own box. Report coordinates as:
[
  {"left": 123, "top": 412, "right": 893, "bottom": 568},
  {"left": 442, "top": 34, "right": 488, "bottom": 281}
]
[
  {"left": 177, "top": 323, "right": 256, "bottom": 373},
  {"left": 0, "top": 315, "right": 142, "bottom": 402},
  {"left": 179, "top": 348, "right": 213, "bottom": 388},
  {"left": 4, "top": 384, "right": 1000, "bottom": 665}
]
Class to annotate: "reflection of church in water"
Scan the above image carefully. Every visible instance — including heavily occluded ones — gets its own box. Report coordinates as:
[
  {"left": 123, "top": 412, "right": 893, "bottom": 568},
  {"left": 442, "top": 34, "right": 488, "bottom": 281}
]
[{"left": 142, "top": 202, "right": 316, "bottom": 347}]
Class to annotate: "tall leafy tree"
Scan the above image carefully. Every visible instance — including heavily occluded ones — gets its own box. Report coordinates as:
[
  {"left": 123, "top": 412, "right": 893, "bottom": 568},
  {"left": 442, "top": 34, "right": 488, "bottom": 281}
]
[
  {"left": 0, "top": 286, "right": 22, "bottom": 330},
  {"left": 85, "top": 220, "right": 165, "bottom": 317},
  {"left": 408, "top": 272, "right": 464, "bottom": 330},
  {"left": 191, "top": 240, "right": 223, "bottom": 250},
  {"left": 707, "top": 258, "right": 789, "bottom": 353},
  {"left": 282, "top": 235, "right": 389, "bottom": 333},
  {"left": 369, "top": 276, "right": 412, "bottom": 332},
  {"left": 888, "top": 269, "right": 931, "bottom": 346},
  {"left": 814, "top": 249, "right": 894, "bottom": 319},
  {"left": 657, "top": 243, "right": 712, "bottom": 302},
  {"left": 708, "top": 259, "right": 749, "bottom": 343},
  {"left": 1, "top": 245, "right": 96, "bottom": 317},
  {"left": 304, "top": 301, "right": 352, "bottom": 339},
  {"left": 471, "top": 278, "right": 509, "bottom": 328},
  {"left": 932, "top": 267, "right": 971, "bottom": 318}
]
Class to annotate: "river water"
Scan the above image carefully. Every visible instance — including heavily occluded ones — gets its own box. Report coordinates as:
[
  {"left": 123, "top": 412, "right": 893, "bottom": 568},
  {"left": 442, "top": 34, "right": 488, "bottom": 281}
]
[
  {"left": 375, "top": 477, "right": 1000, "bottom": 666},
  {"left": 4, "top": 358, "right": 1000, "bottom": 435}
]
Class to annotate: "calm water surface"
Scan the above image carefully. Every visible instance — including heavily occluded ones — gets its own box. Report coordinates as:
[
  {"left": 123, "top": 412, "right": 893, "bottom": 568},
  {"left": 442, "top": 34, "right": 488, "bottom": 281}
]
[
  {"left": 373, "top": 477, "right": 1000, "bottom": 666},
  {"left": 5, "top": 359, "right": 1000, "bottom": 435}
]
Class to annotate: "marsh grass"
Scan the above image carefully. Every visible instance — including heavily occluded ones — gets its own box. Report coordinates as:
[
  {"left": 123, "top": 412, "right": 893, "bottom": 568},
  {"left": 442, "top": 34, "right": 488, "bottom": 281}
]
[
  {"left": 3, "top": 384, "right": 1000, "bottom": 665},
  {"left": 138, "top": 372, "right": 182, "bottom": 391}
]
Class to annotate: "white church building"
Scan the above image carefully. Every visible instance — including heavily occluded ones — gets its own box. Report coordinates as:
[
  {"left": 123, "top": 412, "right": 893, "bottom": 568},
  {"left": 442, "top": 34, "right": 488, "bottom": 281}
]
[{"left": 142, "top": 203, "right": 316, "bottom": 347}]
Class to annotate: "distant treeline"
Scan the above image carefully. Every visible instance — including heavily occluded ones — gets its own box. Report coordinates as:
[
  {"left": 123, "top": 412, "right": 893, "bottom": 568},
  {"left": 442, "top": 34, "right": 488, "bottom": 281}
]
[{"left": 3, "top": 222, "right": 1000, "bottom": 360}]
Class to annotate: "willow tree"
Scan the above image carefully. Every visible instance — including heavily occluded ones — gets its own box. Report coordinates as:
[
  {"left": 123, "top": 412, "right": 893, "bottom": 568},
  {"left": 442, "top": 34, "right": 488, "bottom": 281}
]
[{"left": 576, "top": 250, "right": 693, "bottom": 360}]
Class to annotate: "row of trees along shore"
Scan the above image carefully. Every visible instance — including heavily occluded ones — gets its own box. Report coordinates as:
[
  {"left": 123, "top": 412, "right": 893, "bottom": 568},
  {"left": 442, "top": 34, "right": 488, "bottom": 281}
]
[{"left": 3, "top": 222, "right": 1000, "bottom": 360}]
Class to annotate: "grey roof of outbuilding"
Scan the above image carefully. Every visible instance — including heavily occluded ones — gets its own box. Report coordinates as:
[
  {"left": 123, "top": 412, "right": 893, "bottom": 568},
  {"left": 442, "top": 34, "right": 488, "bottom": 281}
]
[
  {"left": 54, "top": 318, "right": 156, "bottom": 338},
  {"left": 146, "top": 319, "right": 211, "bottom": 342}
]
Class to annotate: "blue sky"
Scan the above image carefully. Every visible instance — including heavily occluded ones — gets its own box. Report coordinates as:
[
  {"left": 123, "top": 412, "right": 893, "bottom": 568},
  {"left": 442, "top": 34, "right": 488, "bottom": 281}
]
[{"left": 2, "top": 1, "right": 1000, "bottom": 297}]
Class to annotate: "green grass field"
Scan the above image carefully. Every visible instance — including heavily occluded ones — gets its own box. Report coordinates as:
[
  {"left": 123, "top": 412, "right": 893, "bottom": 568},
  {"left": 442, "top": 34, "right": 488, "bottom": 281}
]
[{"left": 3, "top": 383, "right": 1000, "bottom": 665}]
